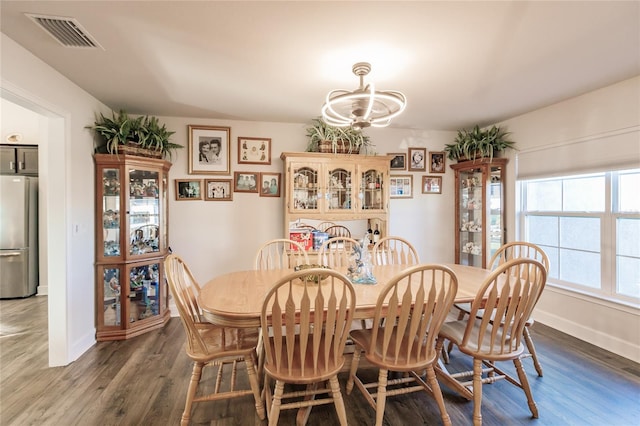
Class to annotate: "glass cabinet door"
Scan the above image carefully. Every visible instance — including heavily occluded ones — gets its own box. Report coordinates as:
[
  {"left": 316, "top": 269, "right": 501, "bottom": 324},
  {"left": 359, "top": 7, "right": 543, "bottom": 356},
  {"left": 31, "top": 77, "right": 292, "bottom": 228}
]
[
  {"left": 458, "top": 166, "right": 484, "bottom": 267},
  {"left": 102, "top": 168, "right": 121, "bottom": 258},
  {"left": 290, "top": 164, "right": 320, "bottom": 212},
  {"left": 326, "top": 165, "right": 353, "bottom": 211},
  {"left": 101, "top": 266, "right": 122, "bottom": 326},
  {"left": 489, "top": 166, "right": 504, "bottom": 261},
  {"left": 127, "top": 261, "right": 161, "bottom": 324},
  {"left": 360, "top": 168, "right": 385, "bottom": 211},
  {"left": 128, "top": 168, "right": 160, "bottom": 256}
]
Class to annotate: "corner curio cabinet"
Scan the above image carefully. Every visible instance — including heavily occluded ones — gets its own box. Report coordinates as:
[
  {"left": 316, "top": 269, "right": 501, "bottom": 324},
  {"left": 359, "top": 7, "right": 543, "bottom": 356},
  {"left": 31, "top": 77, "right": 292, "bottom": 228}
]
[
  {"left": 451, "top": 158, "right": 507, "bottom": 269},
  {"left": 94, "top": 154, "right": 172, "bottom": 341},
  {"left": 280, "top": 152, "right": 392, "bottom": 239}
]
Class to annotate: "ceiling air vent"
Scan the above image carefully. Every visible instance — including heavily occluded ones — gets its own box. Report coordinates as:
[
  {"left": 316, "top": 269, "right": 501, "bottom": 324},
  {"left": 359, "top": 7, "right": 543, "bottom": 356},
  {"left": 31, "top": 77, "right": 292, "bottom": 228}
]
[{"left": 26, "top": 13, "right": 103, "bottom": 49}]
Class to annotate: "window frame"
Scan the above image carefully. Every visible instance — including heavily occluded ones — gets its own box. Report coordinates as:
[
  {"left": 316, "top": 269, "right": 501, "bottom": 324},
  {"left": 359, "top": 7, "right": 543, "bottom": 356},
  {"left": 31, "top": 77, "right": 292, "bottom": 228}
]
[{"left": 519, "top": 170, "right": 639, "bottom": 307}]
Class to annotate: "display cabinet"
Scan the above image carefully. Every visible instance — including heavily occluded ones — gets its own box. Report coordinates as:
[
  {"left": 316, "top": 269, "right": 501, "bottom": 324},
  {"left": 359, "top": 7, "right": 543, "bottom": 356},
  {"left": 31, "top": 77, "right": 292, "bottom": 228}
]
[
  {"left": 280, "top": 152, "right": 392, "bottom": 241},
  {"left": 94, "top": 154, "right": 172, "bottom": 341},
  {"left": 451, "top": 158, "right": 507, "bottom": 268}
]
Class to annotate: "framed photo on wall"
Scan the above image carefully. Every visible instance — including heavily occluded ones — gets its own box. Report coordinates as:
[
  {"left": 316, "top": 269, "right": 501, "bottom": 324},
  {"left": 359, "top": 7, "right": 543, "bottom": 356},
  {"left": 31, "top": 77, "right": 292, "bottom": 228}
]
[
  {"left": 188, "top": 125, "right": 231, "bottom": 174},
  {"left": 175, "top": 179, "right": 202, "bottom": 200},
  {"left": 234, "top": 171, "right": 259, "bottom": 193},
  {"left": 204, "top": 179, "right": 233, "bottom": 201},
  {"left": 429, "top": 151, "right": 446, "bottom": 173},
  {"left": 238, "top": 137, "right": 271, "bottom": 165},
  {"left": 422, "top": 175, "right": 443, "bottom": 194},
  {"left": 408, "top": 147, "right": 427, "bottom": 172},
  {"left": 259, "top": 172, "right": 281, "bottom": 197},
  {"left": 390, "top": 175, "right": 413, "bottom": 198},
  {"left": 388, "top": 153, "right": 407, "bottom": 170}
]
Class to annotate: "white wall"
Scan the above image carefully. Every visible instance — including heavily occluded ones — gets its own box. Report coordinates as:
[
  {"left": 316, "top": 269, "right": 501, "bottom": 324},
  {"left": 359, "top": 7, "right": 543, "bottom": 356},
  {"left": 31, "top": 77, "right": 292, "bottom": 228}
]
[{"left": 499, "top": 76, "right": 640, "bottom": 362}]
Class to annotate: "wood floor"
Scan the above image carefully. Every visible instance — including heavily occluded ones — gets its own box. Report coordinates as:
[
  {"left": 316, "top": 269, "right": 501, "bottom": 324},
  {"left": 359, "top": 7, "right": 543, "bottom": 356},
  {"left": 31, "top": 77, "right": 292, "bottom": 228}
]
[{"left": 1, "top": 296, "right": 639, "bottom": 425}]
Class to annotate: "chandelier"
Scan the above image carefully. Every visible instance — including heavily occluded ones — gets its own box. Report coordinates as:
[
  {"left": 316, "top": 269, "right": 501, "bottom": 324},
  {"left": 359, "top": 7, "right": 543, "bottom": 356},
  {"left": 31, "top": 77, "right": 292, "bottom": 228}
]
[{"left": 321, "top": 62, "right": 406, "bottom": 130}]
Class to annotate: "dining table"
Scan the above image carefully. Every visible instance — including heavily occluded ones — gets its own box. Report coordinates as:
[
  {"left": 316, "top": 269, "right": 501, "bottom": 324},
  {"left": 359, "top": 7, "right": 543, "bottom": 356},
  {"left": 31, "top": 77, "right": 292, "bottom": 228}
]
[{"left": 198, "top": 263, "right": 491, "bottom": 400}]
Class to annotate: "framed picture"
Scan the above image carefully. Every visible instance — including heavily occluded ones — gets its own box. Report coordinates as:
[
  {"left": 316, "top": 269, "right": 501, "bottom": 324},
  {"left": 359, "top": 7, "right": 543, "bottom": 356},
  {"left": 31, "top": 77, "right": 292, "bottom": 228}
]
[
  {"left": 422, "top": 175, "right": 443, "bottom": 194},
  {"left": 259, "top": 172, "right": 281, "bottom": 197},
  {"left": 175, "top": 179, "right": 202, "bottom": 200},
  {"left": 238, "top": 137, "right": 271, "bottom": 165},
  {"left": 234, "top": 171, "right": 259, "bottom": 193},
  {"left": 188, "top": 125, "right": 231, "bottom": 174},
  {"left": 204, "top": 179, "right": 233, "bottom": 201},
  {"left": 390, "top": 175, "right": 413, "bottom": 199},
  {"left": 388, "top": 153, "right": 406, "bottom": 170},
  {"left": 408, "top": 147, "right": 427, "bottom": 171},
  {"left": 429, "top": 151, "right": 446, "bottom": 173}
]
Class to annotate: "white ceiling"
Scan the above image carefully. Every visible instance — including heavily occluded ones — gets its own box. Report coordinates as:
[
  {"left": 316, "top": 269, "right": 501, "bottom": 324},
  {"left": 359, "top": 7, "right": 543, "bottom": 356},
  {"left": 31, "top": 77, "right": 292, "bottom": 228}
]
[{"left": 1, "top": 1, "right": 638, "bottom": 131}]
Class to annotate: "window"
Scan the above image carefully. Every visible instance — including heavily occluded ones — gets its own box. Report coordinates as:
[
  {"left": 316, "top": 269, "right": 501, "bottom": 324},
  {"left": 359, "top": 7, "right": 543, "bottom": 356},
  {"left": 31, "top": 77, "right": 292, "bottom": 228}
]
[{"left": 520, "top": 169, "right": 640, "bottom": 305}]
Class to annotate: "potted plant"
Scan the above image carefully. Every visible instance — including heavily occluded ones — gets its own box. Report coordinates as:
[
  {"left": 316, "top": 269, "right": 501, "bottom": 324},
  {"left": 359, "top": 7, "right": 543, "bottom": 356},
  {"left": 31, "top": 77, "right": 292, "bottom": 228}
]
[
  {"left": 88, "top": 110, "right": 182, "bottom": 160},
  {"left": 305, "top": 117, "right": 372, "bottom": 154},
  {"left": 444, "top": 124, "right": 515, "bottom": 162}
]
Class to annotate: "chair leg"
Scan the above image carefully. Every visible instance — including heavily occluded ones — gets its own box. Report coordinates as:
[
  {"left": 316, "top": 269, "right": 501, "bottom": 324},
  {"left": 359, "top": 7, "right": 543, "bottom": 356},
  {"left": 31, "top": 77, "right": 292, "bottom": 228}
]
[
  {"left": 181, "top": 361, "right": 204, "bottom": 426},
  {"left": 375, "top": 368, "right": 389, "bottom": 426},
  {"left": 329, "top": 375, "right": 348, "bottom": 426},
  {"left": 472, "top": 358, "right": 483, "bottom": 426},
  {"left": 268, "top": 380, "right": 285, "bottom": 426},
  {"left": 514, "top": 358, "right": 539, "bottom": 419},
  {"left": 346, "top": 348, "right": 362, "bottom": 395},
  {"left": 245, "top": 353, "right": 266, "bottom": 420},
  {"left": 523, "top": 326, "right": 543, "bottom": 377},
  {"left": 425, "top": 365, "right": 452, "bottom": 426}
]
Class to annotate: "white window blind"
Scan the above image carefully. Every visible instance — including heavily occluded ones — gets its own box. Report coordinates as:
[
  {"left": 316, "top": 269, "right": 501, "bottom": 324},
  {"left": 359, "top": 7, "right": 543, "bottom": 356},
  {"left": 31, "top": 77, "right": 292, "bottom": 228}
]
[{"left": 516, "top": 127, "right": 640, "bottom": 179}]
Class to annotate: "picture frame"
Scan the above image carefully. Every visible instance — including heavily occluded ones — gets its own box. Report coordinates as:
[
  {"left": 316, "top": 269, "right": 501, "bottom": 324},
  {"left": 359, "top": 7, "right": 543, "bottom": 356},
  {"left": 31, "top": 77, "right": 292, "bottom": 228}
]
[
  {"left": 422, "top": 175, "right": 443, "bottom": 194},
  {"left": 388, "top": 153, "right": 407, "bottom": 170},
  {"left": 408, "top": 147, "right": 427, "bottom": 172},
  {"left": 175, "top": 179, "right": 202, "bottom": 201},
  {"left": 390, "top": 175, "right": 413, "bottom": 199},
  {"left": 238, "top": 136, "right": 271, "bottom": 165},
  {"left": 204, "top": 179, "right": 233, "bottom": 201},
  {"left": 233, "top": 171, "right": 259, "bottom": 193},
  {"left": 259, "top": 172, "right": 281, "bottom": 197},
  {"left": 429, "top": 151, "right": 446, "bottom": 173},
  {"left": 188, "top": 125, "right": 231, "bottom": 175}
]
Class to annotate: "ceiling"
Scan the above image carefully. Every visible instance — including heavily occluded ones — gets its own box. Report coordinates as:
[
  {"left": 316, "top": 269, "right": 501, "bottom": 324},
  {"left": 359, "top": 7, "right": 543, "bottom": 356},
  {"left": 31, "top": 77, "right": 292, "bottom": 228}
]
[{"left": 1, "top": 1, "right": 638, "bottom": 131}]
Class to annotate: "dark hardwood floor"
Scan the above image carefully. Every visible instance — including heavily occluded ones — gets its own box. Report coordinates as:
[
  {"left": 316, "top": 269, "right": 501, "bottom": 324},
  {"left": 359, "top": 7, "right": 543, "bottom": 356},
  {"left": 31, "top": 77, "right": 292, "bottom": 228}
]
[{"left": 1, "top": 296, "right": 639, "bottom": 425}]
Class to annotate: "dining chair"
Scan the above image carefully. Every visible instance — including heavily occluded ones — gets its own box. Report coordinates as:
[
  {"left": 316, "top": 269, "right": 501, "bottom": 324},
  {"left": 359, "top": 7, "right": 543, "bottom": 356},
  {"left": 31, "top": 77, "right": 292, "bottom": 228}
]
[
  {"left": 372, "top": 236, "right": 420, "bottom": 266},
  {"left": 260, "top": 267, "right": 356, "bottom": 425},
  {"left": 447, "top": 241, "right": 550, "bottom": 376},
  {"left": 435, "top": 258, "right": 547, "bottom": 426},
  {"left": 255, "top": 238, "right": 310, "bottom": 270},
  {"left": 316, "top": 236, "right": 361, "bottom": 268},
  {"left": 164, "top": 254, "right": 266, "bottom": 425},
  {"left": 317, "top": 221, "right": 337, "bottom": 232},
  {"left": 346, "top": 264, "right": 458, "bottom": 426},
  {"left": 324, "top": 224, "right": 352, "bottom": 238}
]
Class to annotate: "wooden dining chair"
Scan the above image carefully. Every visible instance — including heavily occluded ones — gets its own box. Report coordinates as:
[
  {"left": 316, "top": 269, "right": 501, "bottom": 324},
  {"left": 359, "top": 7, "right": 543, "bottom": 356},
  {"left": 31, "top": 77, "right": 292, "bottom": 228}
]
[
  {"left": 447, "top": 241, "right": 550, "bottom": 376},
  {"left": 255, "top": 238, "right": 310, "bottom": 270},
  {"left": 324, "top": 224, "right": 352, "bottom": 238},
  {"left": 435, "top": 258, "right": 547, "bottom": 426},
  {"left": 260, "top": 268, "right": 356, "bottom": 425},
  {"left": 372, "top": 236, "right": 420, "bottom": 266},
  {"left": 346, "top": 264, "right": 458, "bottom": 426},
  {"left": 317, "top": 221, "right": 337, "bottom": 232},
  {"left": 164, "top": 254, "right": 266, "bottom": 425},
  {"left": 316, "top": 236, "right": 361, "bottom": 268}
]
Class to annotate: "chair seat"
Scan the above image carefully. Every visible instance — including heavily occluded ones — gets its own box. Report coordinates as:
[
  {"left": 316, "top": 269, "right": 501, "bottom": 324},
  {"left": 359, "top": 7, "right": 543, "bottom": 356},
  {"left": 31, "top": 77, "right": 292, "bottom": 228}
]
[
  {"left": 263, "top": 334, "right": 345, "bottom": 383},
  {"left": 439, "top": 319, "right": 524, "bottom": 361},
  {"left": 187, "top": 325, "right": 260, "bottom": 361},
  {"left": 350, "top": 328, "right": 436, "bottom": 371}
]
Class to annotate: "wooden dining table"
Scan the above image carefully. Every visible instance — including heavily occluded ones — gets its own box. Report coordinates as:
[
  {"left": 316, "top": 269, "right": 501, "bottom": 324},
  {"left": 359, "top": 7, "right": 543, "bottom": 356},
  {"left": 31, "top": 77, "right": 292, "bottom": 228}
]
[{"left": 198, "top": 263, "right": 491, "bottom": 400}]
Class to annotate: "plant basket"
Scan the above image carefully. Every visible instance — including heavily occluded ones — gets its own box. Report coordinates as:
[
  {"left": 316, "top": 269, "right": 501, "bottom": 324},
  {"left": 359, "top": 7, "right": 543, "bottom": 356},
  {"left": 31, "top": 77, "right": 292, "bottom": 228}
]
[
  {"left": 117, "top": 142, "right": 163, "bottom": 159},
  {"left": 317, "top": 140, "right": 361, "bottom": 154}
]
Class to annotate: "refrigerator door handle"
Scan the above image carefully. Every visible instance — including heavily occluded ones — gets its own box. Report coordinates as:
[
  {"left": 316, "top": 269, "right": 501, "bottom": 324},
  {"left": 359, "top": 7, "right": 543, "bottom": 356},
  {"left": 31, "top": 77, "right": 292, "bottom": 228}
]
[{"left": 0, "top": 251, "right": 23, "bottom": 257}]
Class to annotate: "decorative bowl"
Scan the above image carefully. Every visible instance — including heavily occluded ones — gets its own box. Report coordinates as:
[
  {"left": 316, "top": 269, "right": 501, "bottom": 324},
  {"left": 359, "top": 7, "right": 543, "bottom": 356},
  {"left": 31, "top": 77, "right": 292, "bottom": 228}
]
[{"left": 294, "top": 264, "right": 330, "bottom": 284}]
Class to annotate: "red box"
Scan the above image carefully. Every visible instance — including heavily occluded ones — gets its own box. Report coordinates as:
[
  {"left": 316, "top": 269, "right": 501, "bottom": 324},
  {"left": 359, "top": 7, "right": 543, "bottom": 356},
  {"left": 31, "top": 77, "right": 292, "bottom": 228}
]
[{"left": 289, "top": 230, "right": 312, "bottom": 251}]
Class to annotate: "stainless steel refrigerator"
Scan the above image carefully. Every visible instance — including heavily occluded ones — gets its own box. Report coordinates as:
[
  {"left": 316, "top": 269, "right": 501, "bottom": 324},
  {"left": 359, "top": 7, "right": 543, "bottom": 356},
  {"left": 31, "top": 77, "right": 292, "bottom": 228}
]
[{"left": 0, "top": 175, "right": 38, "bottom": 298}]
